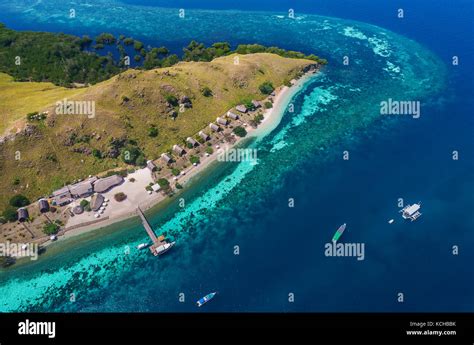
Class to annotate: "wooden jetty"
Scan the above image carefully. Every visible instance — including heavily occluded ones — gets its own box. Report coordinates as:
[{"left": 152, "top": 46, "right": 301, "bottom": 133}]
[{"left": 137, "top": 206, "right": 175, "bottom": 256}]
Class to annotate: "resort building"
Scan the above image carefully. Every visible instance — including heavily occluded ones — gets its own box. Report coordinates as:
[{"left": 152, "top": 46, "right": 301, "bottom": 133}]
[
  {"left": 227, "top": 111, "right": 239, "bottom": 120},
  {"left": 147, "top": 160, "right": 157, "bottom": 172},
  {"left": 161, "top": 153, "right": 173, "bottom": 164},
  {"left": 52, "top": 186, "right": 73, "bottom": 206},
  {"left": 251, "top": 100, "right": 261, "bottom": 108},
  {"left": 216, "top": 117, "right": 229, "bottom": 126},
  {"left": 151, "top": 183, "right": 161, "bottom": 192},
  {"left": 38, "top": 199, "right": 50, "bottom": 213},
  {"left": 69, "top": 178, "right": 96, "bottom": 199},
  {"left": 90, "top": 193, "right": 105, "bottom": 212},
  {"left": 209, "top": 123, "right": 220, "bottom": 132},
  {"left": 186, "top": 137, "right": 199, "bottom": 147},
  {"left": 173, "top": 144, "right": 186, "bottom": 156},
  {"left": 236, "top": 104, "right": 248, "bottom": 113},
  {"left": 199, "top": 131, "right": 210, "bottom": 141},
  {"left": 17, "top": 208, "right": 29, "bottom": 222},
  {"left": 93, "top": 175, "right": 124, "bottom": 193}
]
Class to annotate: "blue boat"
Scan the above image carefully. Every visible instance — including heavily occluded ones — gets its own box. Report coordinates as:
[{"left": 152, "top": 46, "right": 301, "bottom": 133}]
[{"left": 196, "top": 292, "right": 217, "bottom": 307}]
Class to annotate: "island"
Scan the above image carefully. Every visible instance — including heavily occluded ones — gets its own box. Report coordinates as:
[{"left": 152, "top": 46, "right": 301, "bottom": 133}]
[{"left": 0, "top": 24, "right": 324, "bottom": 266}]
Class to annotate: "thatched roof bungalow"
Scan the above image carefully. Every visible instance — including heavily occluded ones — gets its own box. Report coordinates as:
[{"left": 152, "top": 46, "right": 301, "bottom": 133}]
[
  {"left": 216, "top": 117, "right": 228, "bottom": 126},
  {"left": 173, "top": 144, "right": 186, "bottom": 156},
  {"left": 186, "top": 137, "right": 198, "bottom": 147},
  {"left": 199, "top": 131, "right": 210, "bottom": 141},
  {"left": 236, "top": 105, "right": 248, "bottom": 113},
  {"left": 227, "top": 111, "right": 239, "bottom": 120},
  {"left": 251, "top": 100, "right": 261, "bottom": 108},
  {"left": 90, "top": 193, "right": 105, "bottom": 212},
  {"left": 38, "top": 199, "right": 50, "bottom": 213},
  {"left": 17, "top": 208, "right": 29, "bottom": 222},
  {"left": 69, "top": 179, "right": 95, "bottom": 198},
  {"left": 52, "top": 186, "right": 72, "bottom": 206},
  {"left": 93, "top": 175, "right": 124, "bottom": 193},
  {"left": 209, "top": 123, "right": 220, "bottom": 132},
  {"left": 147, "top": 160, "right": 157, "bottom": 172},
  {"left": 161, "top": 153, "right": 173, "bottom": 164}
]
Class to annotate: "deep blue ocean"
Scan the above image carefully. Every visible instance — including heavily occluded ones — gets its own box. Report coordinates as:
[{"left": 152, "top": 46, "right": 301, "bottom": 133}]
[{"left": 0, "top": 0, "right": 472, "bottom": 312}]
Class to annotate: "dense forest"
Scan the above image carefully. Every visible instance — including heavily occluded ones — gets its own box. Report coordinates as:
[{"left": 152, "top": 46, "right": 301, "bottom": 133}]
[{"left": 0, "top": 23, "right": 326, "bottom": 87}]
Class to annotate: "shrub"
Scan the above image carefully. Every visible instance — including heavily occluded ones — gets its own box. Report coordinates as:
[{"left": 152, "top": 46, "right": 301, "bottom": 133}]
[
  {"left": 201, "top": 86, "right": 213, "bottom": 97},
  {"left": 2, "top": 207, "right": 17, "bottom": 222},
  {"left": 80, "top": 200, "right": 90, "bottom": 211},
  {"left": 114, "top": 192, "right": 127, "bottom": 202},
  {"left": 259, "top": 81, "right": 274, "bottom": 95},
  {"left": 157, "top": 178, "right": 170, "bottom": 189},
  {"left": 9, "top": 195, "right": 30, "bottom": 208},
  {"left": 189, "top": 156, "right": 200, "bottom": 165},
  {"left": 175, "top": 183, "right": 183, "bottom": 189},
  {"left": 43, "top": 222, "right": 59, "bottom": 235},
  {"left": 133, "top": 40, "right": 144, "bottom": 51},
  {"left": 92, "top": 149, "right": 102, "bottom": 159},
  {"left": 165, "top": 95, "right": 179, "bottom": 107},
  {"left": 205, "top": 147, "right": 214, "bottom": 154},
  {"left": 148, "top": 127, "right": 158, "bottom": 137},
  {"left": 135, "top": 155, "right": 147, "bottom": 167},
  {"left": 233, "top": 126, "right": 247, "bottom": 137},
  {"left": 171, "top": 168, "right": 181, "bottom": 176},
  {"left": 254, "top": 114, "right": 264, "bottom": 124},
  {"left": 264, "top": 101, "right": 273, "bottom": 109}
]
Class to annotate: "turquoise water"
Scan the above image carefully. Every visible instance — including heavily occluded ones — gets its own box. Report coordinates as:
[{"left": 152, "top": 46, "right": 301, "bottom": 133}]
[{"left": 0, "top": 0, "right": 472, "bottom": 312}]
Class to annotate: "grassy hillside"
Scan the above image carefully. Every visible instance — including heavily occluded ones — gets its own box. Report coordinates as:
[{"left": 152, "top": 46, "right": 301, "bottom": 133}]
[
  {"left": 0, "top": 73, "right": 86, "bottom": 134},
  {"left": 0, "top": 53, "right": 316, "bottom": 212}
]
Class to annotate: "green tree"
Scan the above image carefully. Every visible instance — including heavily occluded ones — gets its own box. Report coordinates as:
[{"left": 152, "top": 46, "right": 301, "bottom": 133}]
[
  {"left": 148, "top": 127, "right": 158, "bottom": 137},
  {"left": 43, "top": 222, "right": 59, "bottom": 235},
  {"left": 9, "top": 195, "right": 30, "bottom": 208},
  {"left": 233, "top": 126, "right": 247, "bottom": 137},
  {"left": 166, "top": 95, "right": 179, "bottom": 106},
  {"left": 201, "top": 86, "right": 213, "bottom": 97},
  {"left": 157, "top": 178, "right": 170, "bottom": 188},
  {"left": 259, "top": 81, "right": 274, "bottom": 95},
  {"left": 2, "top": 207, "right": 18, "bottom": 222}
]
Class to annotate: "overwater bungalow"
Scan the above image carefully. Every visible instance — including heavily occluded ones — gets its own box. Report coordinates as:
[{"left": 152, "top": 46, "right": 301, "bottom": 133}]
[
  {"left": 216, "top": 117, "right": 229, "bottom": 126},
  {"left": 227, "top": 111, "right": 239, "bottom": 120},
  {"left": 38, "top": 199, "right": 50, "bottom": 213},
  {"left": 17, "top": 208, "right": 29, "bottom": 222},
  {"left": 93, "top": 175, "right": 124, "bottom": 193},
  {"left": 173, "top": 144, "right": 186, "bottom": 156},
  {"left": 236, "top": 104, "right": 248, "bottom": 113},
  {"left": 209, "top": 123, "right": 220, "bottom": 132},
  {"left": 161, "top": 153, "right": 173, "bottom": 164},
  {"left": 198, "top": 131, "right": 210, "bottom": 141},
  {"left": 186, "top": 137, "right": 199, "bottom": 147}
]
